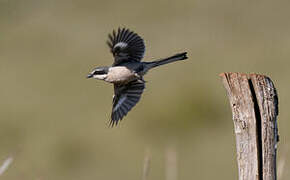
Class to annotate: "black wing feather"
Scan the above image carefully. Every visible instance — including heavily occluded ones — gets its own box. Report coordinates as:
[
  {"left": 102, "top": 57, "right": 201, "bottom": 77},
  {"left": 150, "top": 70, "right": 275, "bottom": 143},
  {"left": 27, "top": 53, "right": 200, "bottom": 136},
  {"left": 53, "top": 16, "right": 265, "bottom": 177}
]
[
  {"left": 107, "top": 28, "right": 145, "bottom": 65},
  {"left": 110, "top": 80, "right": 145, "bottom": 126}
]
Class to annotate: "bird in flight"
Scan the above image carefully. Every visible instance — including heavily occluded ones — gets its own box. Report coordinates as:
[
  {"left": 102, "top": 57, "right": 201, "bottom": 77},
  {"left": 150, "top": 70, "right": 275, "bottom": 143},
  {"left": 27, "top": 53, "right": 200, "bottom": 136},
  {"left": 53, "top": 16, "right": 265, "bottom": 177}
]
[{"left": 87, "top": 28, "right": 187, "bottom": 126}]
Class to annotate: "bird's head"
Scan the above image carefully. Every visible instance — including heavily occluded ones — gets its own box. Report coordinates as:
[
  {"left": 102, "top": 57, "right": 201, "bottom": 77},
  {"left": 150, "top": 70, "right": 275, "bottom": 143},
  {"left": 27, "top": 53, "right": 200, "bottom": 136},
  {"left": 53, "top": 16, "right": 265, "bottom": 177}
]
[{"left": 87, "top": 66, "right": 109, "bottom": 80}]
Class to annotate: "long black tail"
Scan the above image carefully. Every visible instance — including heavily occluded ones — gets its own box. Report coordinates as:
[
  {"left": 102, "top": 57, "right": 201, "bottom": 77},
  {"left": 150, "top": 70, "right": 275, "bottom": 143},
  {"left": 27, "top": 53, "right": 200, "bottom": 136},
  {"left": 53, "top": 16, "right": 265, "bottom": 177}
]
[{"left": 144, "top": 52, "right": 187, "bottom": 70}]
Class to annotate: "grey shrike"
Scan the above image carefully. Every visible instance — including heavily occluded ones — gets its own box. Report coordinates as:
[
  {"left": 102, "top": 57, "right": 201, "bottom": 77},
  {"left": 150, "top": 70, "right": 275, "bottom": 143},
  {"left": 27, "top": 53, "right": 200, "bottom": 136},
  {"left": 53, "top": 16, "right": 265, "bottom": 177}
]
[{"left": 87, "top": 28, "right": 187, "bottom": 126}]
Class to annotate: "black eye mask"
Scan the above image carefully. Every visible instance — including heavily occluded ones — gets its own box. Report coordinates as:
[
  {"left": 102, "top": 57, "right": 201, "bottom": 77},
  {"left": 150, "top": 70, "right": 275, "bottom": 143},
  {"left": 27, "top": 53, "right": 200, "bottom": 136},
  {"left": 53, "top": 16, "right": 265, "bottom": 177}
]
[{"left": 93, "top": 70, "right": 106, "bottom": 75}]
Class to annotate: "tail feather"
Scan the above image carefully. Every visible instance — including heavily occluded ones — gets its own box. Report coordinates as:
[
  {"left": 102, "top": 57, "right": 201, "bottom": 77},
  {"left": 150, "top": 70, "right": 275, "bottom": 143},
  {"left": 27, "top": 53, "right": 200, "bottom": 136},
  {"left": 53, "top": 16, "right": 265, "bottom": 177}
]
[{"left": 145, "top": 52, "right": 187, "bottom": 69}]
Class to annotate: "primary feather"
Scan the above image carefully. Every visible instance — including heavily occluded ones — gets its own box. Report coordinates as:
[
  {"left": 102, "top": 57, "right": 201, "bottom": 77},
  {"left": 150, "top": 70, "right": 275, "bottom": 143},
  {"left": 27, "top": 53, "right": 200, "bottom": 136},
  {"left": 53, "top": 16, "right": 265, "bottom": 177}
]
[
  {"left": 107, "top": 28, "right": 145, "bottom": 65},
  {"left": 111, "top": 80, "right": 145, "bottom": 126}
]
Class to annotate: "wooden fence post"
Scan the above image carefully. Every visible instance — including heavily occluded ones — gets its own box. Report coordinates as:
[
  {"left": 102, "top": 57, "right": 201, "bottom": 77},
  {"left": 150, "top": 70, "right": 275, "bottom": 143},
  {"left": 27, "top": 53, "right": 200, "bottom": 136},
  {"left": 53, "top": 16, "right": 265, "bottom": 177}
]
[{"left": 220, "top": 73, "right": 279, "bottom": 180}]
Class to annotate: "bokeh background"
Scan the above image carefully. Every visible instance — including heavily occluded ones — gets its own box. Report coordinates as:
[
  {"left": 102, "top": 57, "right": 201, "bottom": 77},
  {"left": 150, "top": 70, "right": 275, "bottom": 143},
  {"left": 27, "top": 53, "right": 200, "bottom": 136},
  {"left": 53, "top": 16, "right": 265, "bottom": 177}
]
[{"left": 0, "top": 0, "right": 289, "bottom": 179}]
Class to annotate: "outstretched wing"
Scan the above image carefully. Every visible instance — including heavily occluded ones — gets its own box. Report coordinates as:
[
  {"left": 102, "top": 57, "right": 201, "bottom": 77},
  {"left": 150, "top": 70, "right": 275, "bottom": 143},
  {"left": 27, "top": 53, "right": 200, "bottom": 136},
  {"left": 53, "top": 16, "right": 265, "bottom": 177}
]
[
  {"left": 110, "top": 80, "right": 145, "bottom": 126},
  {"left": 107, "top": 28, "right": 145, "bottom": 65}
]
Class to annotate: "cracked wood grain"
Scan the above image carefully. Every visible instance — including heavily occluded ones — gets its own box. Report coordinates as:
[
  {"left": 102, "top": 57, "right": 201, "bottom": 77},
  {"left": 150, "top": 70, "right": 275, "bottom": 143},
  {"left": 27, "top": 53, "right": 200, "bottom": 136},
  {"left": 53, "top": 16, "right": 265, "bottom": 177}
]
[
  {"left": 220, "top": 72, "right": 278, "bottom": 180},
  {"left": 250, "top": 74, "right": 279, "bottom": 180}
]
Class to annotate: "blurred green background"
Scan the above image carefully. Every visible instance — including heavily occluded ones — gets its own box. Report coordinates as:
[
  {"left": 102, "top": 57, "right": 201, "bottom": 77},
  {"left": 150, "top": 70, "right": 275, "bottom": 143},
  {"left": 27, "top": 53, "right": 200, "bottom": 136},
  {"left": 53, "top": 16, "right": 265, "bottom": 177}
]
[{"left": 0, "top": 0, "right": 289, "bottom": 179}]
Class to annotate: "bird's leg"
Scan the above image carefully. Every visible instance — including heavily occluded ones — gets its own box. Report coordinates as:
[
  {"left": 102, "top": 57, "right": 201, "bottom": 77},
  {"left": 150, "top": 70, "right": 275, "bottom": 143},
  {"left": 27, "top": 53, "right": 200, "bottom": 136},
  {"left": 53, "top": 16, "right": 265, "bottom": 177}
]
[
  {"left": 133, "top": 73, "right": 143, "bottom": 82},
  {"left": 134, "top": 72, "right": 141, "bottom": 79},
  {"left": 133, "top": 64, "right": 146, "bottom": 83},
  {"left": 136, "top": 75, "right": 146, "bottom": 83}
]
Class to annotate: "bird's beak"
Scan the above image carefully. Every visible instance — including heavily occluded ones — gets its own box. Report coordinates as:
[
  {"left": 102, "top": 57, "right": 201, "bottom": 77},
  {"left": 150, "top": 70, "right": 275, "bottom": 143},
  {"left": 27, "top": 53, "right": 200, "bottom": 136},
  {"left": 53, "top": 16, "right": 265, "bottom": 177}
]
[{"left": 87, "top": 74, "right": 93, "bottom": 79}]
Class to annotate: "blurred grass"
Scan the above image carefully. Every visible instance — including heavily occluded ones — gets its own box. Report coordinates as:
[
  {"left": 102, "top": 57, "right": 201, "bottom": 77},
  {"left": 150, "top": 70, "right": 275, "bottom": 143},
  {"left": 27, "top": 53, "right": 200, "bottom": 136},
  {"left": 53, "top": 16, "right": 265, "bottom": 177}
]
[{"left": 0, "top": 0, "right": 289, "bottom": 179}]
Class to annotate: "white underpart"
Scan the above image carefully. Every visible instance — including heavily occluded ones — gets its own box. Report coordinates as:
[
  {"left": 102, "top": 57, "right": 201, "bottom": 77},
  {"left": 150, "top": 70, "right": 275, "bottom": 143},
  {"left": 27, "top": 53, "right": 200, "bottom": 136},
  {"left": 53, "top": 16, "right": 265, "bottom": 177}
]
[
  {"left": 105, "top": 66, "right": 135, "bottom": 83},
  {"left": 94, "top": 74, "right": 107, "bottom": 80},
  {"left": 113, "top": 96, "right": 126, "bottom": 112},
  {"left": 114, "top": 42, "right": 128, "bottom": 49}
]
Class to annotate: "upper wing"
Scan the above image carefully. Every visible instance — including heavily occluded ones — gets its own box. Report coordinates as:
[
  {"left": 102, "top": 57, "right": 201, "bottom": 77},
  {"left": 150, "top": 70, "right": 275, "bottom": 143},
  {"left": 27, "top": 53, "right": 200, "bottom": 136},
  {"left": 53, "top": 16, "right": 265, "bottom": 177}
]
[
  {"left": 107, "top": 28, "right": 145, "bottom": 65},
  {"left": 110, "top": 80, "right": 145, "bottom": 126}
]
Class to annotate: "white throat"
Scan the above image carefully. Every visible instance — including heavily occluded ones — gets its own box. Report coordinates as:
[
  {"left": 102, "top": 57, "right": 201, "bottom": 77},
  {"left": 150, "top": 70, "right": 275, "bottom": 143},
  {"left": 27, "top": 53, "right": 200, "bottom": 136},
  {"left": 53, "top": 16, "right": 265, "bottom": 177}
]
[{"left": 94, "top": 74, "right": 108, "bottom": 80}]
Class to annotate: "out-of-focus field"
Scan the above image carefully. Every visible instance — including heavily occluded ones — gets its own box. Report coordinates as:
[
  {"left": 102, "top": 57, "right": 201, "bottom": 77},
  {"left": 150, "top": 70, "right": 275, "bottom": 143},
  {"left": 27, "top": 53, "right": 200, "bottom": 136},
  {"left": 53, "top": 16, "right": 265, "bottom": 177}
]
[{"left": 0, "top": 0, "right": 289, "bottom": 179}]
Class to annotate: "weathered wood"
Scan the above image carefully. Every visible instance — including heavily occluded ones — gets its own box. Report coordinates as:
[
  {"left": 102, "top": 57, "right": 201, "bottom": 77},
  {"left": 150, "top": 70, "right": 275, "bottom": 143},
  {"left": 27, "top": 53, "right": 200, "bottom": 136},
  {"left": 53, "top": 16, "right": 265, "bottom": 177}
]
[
  {"left": 220, "top": 72, "right": 278, "bottom": 180},
  {"left": 250, "top": 74, "right": 279, "bottom": 180},
  {"left": 220, "top": 73, "right": 260, "bottom": 180}
]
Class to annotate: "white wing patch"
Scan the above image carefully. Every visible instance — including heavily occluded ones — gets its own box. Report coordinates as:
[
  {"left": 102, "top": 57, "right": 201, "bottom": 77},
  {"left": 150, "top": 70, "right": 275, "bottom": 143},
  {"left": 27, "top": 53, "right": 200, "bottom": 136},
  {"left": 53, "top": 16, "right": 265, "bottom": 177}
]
[
  {"left": 114, "top": 42, "right": 128, "bottom": 49},
  {"left": 113, "top": 95, "right": 127, "bottom": 112}
]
